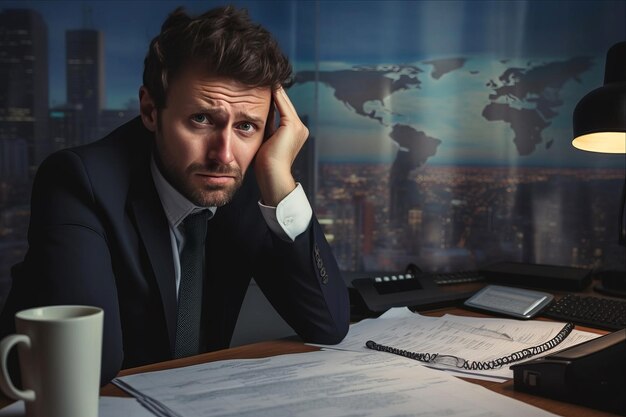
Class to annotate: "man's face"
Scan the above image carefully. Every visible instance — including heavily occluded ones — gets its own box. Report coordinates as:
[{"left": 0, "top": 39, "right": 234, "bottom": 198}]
[{"left": 150, "top": 67, "right": 271, "bottom": 207}]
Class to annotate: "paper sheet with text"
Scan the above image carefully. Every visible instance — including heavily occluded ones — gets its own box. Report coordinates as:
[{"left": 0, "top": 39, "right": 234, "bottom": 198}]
[
  {"left": 115, "top": 349, "right": 559, "bottom": 417},
  {"left": 313, "top": 307, "right": 599, "bottom": 381}
]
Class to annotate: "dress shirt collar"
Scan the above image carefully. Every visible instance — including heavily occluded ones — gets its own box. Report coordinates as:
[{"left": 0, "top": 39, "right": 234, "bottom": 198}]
[{"left": 150, "top": 155, "right": 216, "bottom": 229}]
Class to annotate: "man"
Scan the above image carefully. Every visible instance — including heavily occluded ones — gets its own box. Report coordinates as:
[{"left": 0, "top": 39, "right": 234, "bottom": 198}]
[{"left": 0, "top": 6, "right": 349, "bottom": 385}]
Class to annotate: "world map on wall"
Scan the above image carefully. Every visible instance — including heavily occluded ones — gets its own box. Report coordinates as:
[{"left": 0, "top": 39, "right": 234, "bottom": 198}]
[{"left": 294, "top": 56, "right": 594, "bottom": 169}]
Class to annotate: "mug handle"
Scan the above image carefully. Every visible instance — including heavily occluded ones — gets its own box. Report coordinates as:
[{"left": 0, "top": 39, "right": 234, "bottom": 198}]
[{"left": 0, "top": 334, "right": 35, "bottom": 401}]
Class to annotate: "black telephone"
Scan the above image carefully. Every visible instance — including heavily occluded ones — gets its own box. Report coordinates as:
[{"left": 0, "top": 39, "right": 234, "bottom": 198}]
[
  {"left": 511, "top": 329, "right": 626, "bottom": 415},
  {"left": 345, "top": 264, "right": 483, "bottom": 314},
  {"left": 345, "top": 261, "right": 596, "bottom": 316}
]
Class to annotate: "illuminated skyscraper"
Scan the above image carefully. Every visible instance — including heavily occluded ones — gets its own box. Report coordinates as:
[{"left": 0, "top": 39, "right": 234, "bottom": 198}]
[
  {"left": 353, "top": 192, "right": 375, "bottom": 270},
  {"left": 0, "top": 137, "right": 28, "bottom": 180},
  {"left": 66, "top": 29, "right": 104, "bottom": 143},
  {"left": 388, "top": 125, "right": 439, "bottom": 226},
  {"left": 0, "top": 9, "right": 48, "bottom": 177}
]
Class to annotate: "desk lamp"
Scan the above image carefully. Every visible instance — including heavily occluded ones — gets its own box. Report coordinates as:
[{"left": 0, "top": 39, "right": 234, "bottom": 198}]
[{"left": 572, "top": 41, "right": 626, "bottom": 295}]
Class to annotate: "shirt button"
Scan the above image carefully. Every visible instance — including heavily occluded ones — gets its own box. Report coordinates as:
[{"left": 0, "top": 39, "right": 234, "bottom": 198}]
[{"left": 283, "top": 217, "right": 294, "bottom": 227}]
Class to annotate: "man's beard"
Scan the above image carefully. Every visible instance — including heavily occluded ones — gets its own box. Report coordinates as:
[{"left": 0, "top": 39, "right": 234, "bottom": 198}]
[{"left": 163, "top": 160, "right": 244, "bottom": 207}]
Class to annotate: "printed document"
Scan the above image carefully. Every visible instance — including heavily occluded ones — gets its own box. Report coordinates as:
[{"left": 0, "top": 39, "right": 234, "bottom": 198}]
[
  {"left": 115, "top": 349, "right": 558, "bottom": 417},
  {"left": 313, "top": 308, "right": 599, "bottom": 381}
]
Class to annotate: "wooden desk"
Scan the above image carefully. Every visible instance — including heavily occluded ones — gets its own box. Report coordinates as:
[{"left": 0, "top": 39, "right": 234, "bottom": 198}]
[
  {"left": 97, "top": 306, "right": 619, "bottom": 417},
  {"left": 1, "top": 306, "right": 620, "bottom": 416}
]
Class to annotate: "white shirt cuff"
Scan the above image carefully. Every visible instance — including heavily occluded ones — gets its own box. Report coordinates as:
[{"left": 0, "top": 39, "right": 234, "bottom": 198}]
[{"left": 258, "top": 183, "right": 312, "bottom": 241}]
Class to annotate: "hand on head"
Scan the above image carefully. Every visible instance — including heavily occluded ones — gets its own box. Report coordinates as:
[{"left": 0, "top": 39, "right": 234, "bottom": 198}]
[{"left": 254, "top": 87, "right": 309, "bottom": 206}]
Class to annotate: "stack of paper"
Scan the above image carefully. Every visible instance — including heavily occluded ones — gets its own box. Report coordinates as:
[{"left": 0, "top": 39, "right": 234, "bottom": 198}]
[
  {"left": 115, "top": 349, "right": 559, "bottom": 417},
  {"left": 109, "top": 310, "right": 602, "bottom": 416},
  {"left": 313, "top": 308, "right": 600, "bottom": 381}
]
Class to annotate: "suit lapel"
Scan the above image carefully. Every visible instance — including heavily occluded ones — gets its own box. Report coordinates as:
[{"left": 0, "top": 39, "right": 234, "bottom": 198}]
[{"left": 129, "top": 150, "right": 178, "bottom": 354}]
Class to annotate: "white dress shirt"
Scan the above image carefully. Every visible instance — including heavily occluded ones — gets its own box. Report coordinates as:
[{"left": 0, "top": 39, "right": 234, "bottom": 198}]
[{"left": 150, "top": 157, "right": 313, "bottom": 296}]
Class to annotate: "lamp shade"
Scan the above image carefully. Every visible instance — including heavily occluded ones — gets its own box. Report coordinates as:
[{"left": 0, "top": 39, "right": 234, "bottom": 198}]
[{"left": 572, "top": 41, "right": 626, "bottom": 154}]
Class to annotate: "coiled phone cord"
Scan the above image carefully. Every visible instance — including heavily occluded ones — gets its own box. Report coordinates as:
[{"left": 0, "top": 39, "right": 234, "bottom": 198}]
[{"left": 365, "top": 322, "right": 574, "bottom": 370}]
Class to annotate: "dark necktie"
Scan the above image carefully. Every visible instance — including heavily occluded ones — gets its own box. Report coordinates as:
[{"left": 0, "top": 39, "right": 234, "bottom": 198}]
[{"left": 174, "top": 210, "right": 210, "bottom": 358}]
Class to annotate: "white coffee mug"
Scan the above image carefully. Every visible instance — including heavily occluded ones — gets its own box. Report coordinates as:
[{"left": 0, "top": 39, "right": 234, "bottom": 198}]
[{"left": 0, "top": 305, "right": 103, "bottom": 417}]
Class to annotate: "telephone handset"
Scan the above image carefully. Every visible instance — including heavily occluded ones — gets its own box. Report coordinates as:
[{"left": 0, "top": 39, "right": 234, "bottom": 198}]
[{"left": 511, "top": 329, "right": 626, "bottom": 415}]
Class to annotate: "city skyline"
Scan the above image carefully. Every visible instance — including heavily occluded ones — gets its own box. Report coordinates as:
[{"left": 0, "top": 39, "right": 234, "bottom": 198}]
[
  {"left": 0, "top": 1, "right": 624, "bottom": 279},
  {"left": 317, "top": 163, "right": 625, "bottom": 272},
  {"left": 1, "top": 1, "right": 307, "bottom": 109}
]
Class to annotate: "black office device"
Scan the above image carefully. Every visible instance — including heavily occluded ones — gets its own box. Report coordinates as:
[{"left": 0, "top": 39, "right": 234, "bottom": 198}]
[
  {"left": 346, "top": 269, "right": 478, "bottom": 314},
  {"left": 464, "top": 285, "right": 553, "bottom": 319},
  {"left": 480, "top": 262, "right": 592, "bottom": 291},
  {"left": 511, "top": 329, "right": 626, "bottom": 415},
  {"left": 542, "top": 294, "right": 626, "bottom": 331}
]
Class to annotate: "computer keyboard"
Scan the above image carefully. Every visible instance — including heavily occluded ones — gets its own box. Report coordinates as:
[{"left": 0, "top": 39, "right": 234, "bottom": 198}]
[{"left": 542, "top": 294, "right": 626, "bottom": 331}]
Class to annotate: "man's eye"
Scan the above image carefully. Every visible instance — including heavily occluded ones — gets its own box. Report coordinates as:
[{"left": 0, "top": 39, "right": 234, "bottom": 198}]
[
  {"left": 238, "top": 122, "right": 255, "bottom": 132},
  {"left": 191, "top": 114, "right": 208, "bottom": 124}
]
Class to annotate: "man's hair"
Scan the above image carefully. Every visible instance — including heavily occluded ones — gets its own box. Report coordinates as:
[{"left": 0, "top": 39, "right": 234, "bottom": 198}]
[{"left": 143, "top": 6, "right": 292, "bottom": 110}]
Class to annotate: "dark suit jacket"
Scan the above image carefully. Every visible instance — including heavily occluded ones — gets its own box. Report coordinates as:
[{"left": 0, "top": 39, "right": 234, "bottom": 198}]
[{"left": 0, "top": 117, "right": 349, "bottom": 385}]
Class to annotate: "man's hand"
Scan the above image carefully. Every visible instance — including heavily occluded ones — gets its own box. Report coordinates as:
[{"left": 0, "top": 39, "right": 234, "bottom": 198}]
[{"left": 254, "top": 87, "right": 309, "bottom": 206}]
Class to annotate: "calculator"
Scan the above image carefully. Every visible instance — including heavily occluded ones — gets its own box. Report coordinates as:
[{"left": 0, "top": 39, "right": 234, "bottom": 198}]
[{"left": 463, "top": 285, "right": 554, "bottom": 319}]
